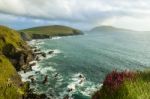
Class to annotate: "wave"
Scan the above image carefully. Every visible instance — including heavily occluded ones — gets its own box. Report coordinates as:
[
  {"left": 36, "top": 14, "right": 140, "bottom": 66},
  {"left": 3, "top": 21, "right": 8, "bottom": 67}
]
[
  {"left": 51, "top": 37, "right": 62, "bottom": 40},
  {"left": 66, "top": 73, "right": 102, "bottom": 98}
]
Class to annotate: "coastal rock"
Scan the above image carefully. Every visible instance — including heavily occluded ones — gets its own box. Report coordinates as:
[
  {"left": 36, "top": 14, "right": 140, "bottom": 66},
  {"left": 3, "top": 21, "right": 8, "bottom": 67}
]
[
  {"left": 25, "top": 93, "right": 48, "bottom": 99},
  {"left": 2, "top": 43, "right": 34, "bottom": 71},
  {"left": 28, "top": 75, "right": 34, "bottom": 79},
  {"left": 48, "top": 50, "right": 54, "bottom": 54},
  {"left": 41, "top": 53, "right": 46, "bottom": 57},
  {"left": 19, "top": 25, "right": 83, "bottom": 40},
  {"left": 63, "top": 94, "right": 69, "bottom": 99},
  {"left": 35, "top": 56, "right": 41, "bottom": 61},
  {"left": 33, "top": 49, "right": 41, "bottom": 52},
  {"left": 35, "top": 52, "right": 46, "bottom": 58},
  {"left": 29, "top": 62, "right": 36, "bottom": 67},
  {"left": 42, "top": 75, "right": 48, "bottom": 84}
]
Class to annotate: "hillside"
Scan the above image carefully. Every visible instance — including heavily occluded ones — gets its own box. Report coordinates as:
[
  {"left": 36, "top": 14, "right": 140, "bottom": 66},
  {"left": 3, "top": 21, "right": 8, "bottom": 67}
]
[
  {"left": 0, "top": 25, "right": 34, "bottom": 99},
  {"left": 19, "top": 25, "right": 83, "bottom": 40},
  {"left": 90, "top": 26, "right": 135, "bottom": 33},
  {"left": 92, "top": 70, "right": 150, "bottom": 99}
]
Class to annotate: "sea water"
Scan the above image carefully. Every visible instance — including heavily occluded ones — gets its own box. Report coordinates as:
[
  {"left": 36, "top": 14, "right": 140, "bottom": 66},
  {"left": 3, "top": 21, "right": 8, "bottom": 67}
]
[{"left": 20, "top": 31, "right": 150, "bottom": 99}]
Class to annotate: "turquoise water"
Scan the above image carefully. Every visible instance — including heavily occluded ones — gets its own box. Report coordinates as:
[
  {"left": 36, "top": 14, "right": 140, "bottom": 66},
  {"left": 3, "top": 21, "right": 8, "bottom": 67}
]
[{"left": 23, "top": 31, "right": 150, "bottom": 99}]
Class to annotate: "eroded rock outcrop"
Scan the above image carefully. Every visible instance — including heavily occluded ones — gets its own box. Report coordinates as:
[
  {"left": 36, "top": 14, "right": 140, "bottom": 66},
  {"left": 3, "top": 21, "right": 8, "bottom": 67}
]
[{"left": 0, "top": 25, "right": 36, "bottom": 99}]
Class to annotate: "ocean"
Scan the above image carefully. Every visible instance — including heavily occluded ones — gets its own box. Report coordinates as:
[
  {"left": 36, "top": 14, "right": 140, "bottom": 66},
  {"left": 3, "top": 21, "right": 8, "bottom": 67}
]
[{"left": 19, "top": 31, "right": 150, "bottom": 99}]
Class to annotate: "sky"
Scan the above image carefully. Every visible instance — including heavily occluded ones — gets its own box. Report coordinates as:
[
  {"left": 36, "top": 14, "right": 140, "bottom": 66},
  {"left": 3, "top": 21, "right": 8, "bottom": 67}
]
[{"left": 0, "top": 0, "right": 150, "bottom": 31}]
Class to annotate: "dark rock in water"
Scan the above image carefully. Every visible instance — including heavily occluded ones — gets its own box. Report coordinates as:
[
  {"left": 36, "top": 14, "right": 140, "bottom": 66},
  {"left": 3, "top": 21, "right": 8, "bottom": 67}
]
[
  {"left": 35, "top": 56, "right": 41, "bottom": 61},
  {"left": 34, "top": 49, "right": 41, "bottom": 52},
  {"left": 42, "top": 75, "right": 48, "bottom": 84},
  {"left": 49, "top": 93, "right": 54, "bottom": 97},
  {"left": 35, "top": 52, "right": 46, "bottom": 58},
  {"left": 48, "top": 50, "right": 54, "bottom": 54},
  {"left": 31, "top": 77, "right": 35, "bottom": 84},
  {"left": 35, "top": 71, "right": 41, "bottom": 74},
  {"left": 28, "top": 75, "right": 34, "bottom": 79},
  {"left": 79, "top": 79, "right": 84, "bottom": 84},
  {"left": 64, "top": 94, "right": 69, "bottom": 99},
  {"left": 41, "top": 53, "right": 46, "bottom": 57},
  {"left": 23, "top": 69, "right": 27, "bottom": 73},
  {"left": 31, "top": 46, "right": 37, "bottom": 49},
  {"left": 29, "top": 62, "right": 36, "bottom": 67},
  {"left": 79, "top": 74, "right": 84, "bottom": 78},
  {"left": 67, "top": 88, "right": 73, "bottom": 92},
  {"left": 54, "top": 73, "right": 59, "bottom": 78}
]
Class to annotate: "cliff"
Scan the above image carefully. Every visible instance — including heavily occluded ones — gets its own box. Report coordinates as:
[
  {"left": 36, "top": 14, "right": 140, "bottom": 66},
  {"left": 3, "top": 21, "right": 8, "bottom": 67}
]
[
  {"left": 19, "top": 25, "right": 83, "bottom": 40},
  {"left": 0, "top": 25, "right": 34, "bottom": 99}
]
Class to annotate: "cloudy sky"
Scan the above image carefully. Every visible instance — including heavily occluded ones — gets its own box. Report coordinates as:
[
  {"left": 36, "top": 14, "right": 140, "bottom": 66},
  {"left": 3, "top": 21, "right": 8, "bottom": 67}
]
[{"left": 0, "top": 0, "right": 150, "bottom": 31}]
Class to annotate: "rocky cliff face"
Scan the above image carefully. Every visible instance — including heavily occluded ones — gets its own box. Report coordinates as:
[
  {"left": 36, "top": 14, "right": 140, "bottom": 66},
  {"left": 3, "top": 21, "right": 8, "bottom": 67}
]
[
  {"left": 0, "top": 25, "right": 35, "bottom": 99},
  {"left": 0, "top": 25, "right": 34, "bottom": 71},
  {"left": 19, "top": 25, "right": 83, "bottom": 40}
]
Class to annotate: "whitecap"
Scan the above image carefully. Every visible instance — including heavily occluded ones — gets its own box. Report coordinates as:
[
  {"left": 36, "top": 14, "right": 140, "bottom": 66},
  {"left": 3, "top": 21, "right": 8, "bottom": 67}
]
[
  {"left": 53, "top": 49, "right": 61, "bottom": 54},
  {"left": 51, "top": 37, "right": 62, "bottom": 40},
  {"left": 40, "top": 66, "right": 56, "bottom": 74}
]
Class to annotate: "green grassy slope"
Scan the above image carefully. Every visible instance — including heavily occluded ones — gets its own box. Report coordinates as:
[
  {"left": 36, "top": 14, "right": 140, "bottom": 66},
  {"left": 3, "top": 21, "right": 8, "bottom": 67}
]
[
  {"left": 92, "top": 70, "right": 150, "bottom": 99},
  {"left": 0, "top": 55, "right": 24, "bottom": 99},
  {"left": 0, "top": 25, "right": 29, "bottom": 99},
  {"left": 0, "top": 25, "right": 26, "bottom": 51},
  {"left": 19, "top": 25, "right": 83, "bottom": 40}
]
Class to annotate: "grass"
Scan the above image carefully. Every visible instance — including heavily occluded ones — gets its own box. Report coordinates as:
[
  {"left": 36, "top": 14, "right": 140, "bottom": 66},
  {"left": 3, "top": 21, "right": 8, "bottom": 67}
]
[
  {"left": 0, "top": 55, "right": 24, "bottom": 99},
  {"left": 92, "top": 70, "right": 150, "bottom": 99},
  {"left": 0, "top": 25, "right": 25, "bottom": 51},
  {"left": 0, "top": 25, "right": 28, "bottom": 99},
  {"left": 19, "top": 25, "right": 83, "bottom": 39}
]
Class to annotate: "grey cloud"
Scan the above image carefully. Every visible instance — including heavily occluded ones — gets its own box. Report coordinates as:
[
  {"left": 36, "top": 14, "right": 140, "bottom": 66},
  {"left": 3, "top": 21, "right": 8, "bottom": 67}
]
[
  {"left": 1, "top": 0, "right": 149, "bottom": 21},
  {"left": 0, "top": 0, "right": 150, "bottom": 30}
]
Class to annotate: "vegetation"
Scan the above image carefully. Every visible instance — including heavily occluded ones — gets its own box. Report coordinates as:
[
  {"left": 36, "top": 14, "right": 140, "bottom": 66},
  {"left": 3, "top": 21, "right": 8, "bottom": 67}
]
[
  {"left": 0, "top": 25, "right": 26, "bottom": 51},
  {"left": 19, "top": 25, "right": 83, "bottom": 40},
  {"left": 92, "top": 70, "right": 150, "bottom": 99},
  {"left": 0, "top": 54, "right": 24, "bottom": 99},
  {"left": 0, "top": 25, "right": 30, "bottom": 99}
]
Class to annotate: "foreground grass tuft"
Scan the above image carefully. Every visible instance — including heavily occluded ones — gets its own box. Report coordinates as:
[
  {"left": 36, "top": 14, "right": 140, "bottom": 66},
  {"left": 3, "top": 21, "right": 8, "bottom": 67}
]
[{"left": 92, "top": 70, "right": 150, "bottom": 99}]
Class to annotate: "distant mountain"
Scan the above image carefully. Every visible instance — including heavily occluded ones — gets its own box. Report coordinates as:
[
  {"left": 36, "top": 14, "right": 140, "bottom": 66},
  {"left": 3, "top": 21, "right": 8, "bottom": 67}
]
[
  {"left": 89, "top": 26, "right": 135, "bottom": 33},
  {"left": 19, "top": 25, "right": 83, "bottom": 40}
]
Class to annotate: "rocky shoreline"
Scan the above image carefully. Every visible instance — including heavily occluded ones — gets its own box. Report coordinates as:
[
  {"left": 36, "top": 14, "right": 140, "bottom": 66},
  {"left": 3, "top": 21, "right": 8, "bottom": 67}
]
[
  {"left": 20, "top": 40, "right": 92, "bottom": 99},
  {"left": 19, "top": 43, "right": 56, "bottom": 99}
]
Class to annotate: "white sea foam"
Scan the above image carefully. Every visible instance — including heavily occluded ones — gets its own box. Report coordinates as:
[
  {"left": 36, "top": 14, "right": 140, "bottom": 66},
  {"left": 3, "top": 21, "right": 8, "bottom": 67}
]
[
  {"left": 18, "top": 71, "right": 35, "bottom": 82},
  {"left": 40, "top": 67, "right": 56, "bottom": 74},
  {"left": 63, "top": 73, "right": 103, "bottom": 98},
  {"left": 24, "top": 40, "right": 104, "bottom": 98},
  {"left": 18, "top": 61, "right": 41, "bottom": 82},
  {"left": 80, "top": 82, "right": 103, "bottom": 96},
  {"left": 51, "top": 37, "right": 62, "bottom": 40}
]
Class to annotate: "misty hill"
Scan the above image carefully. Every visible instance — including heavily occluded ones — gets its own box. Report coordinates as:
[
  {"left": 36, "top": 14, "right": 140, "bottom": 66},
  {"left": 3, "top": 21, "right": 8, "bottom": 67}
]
[
  {"left": 90, "top": 26, "right": 135, "bottom": 33},
  {"left": 19, "top": 25, "right": 83, "bottom": 40}
]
